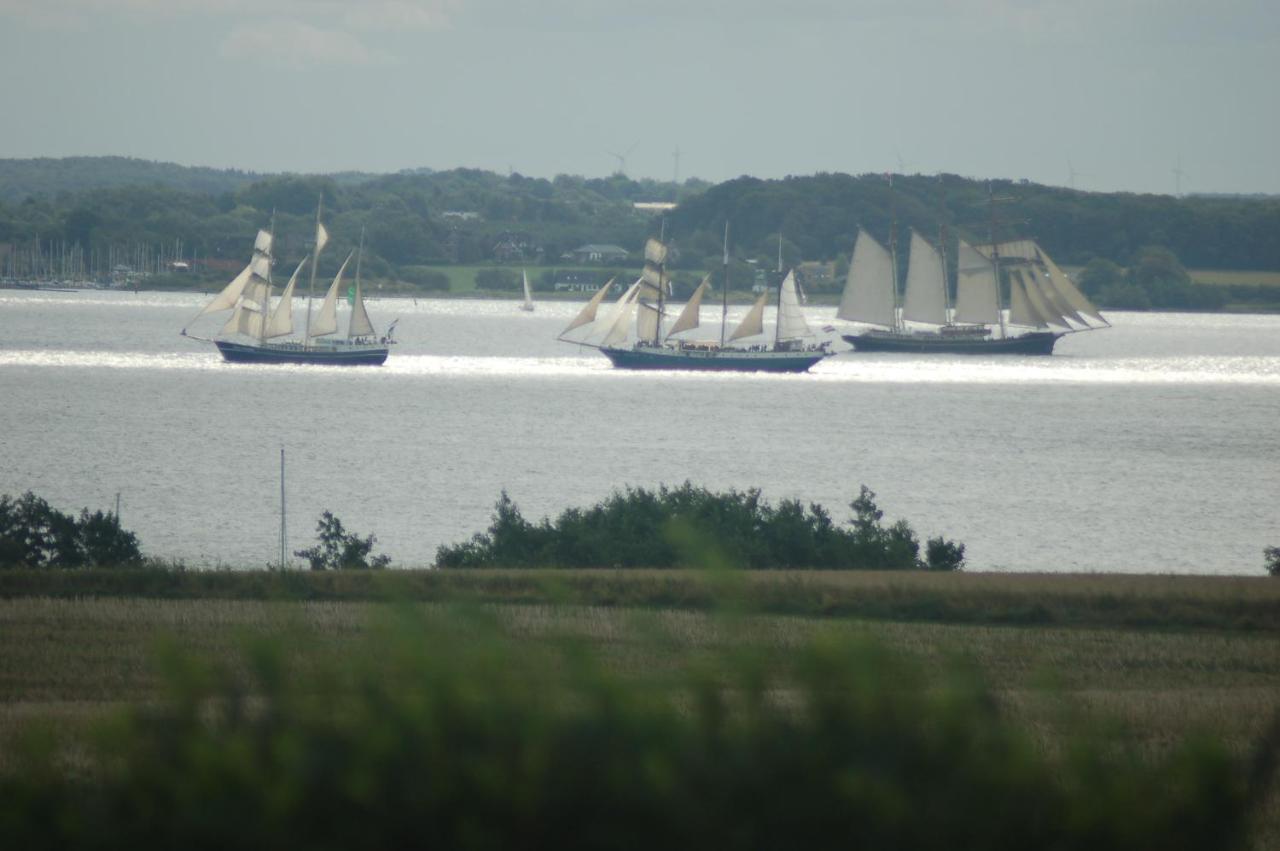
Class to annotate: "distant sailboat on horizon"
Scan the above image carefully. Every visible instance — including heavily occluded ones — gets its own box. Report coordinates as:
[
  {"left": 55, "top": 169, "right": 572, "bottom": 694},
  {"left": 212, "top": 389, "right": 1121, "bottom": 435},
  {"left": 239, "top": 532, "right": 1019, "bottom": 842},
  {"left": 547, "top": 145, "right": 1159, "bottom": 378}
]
[{"left": 520, "top": 268, "right": 535, "bottom": 312}]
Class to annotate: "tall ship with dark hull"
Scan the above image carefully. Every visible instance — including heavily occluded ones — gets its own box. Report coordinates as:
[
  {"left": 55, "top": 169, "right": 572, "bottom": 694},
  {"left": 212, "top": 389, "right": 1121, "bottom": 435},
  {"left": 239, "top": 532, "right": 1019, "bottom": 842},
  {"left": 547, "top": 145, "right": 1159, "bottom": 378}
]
[
  {"left": 559, "top": 231, "right": 832, "bottom": 373},
  {"left": 837, "top": 226, "right": 1107, "bottom": 356},
  {"left": 182, "top": 209, "right": 395, "bottom": 366}
]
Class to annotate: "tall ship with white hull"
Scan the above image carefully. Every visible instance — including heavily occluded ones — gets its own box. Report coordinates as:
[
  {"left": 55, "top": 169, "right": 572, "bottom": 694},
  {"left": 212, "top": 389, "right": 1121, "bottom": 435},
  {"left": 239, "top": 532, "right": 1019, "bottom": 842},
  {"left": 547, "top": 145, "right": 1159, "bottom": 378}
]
[
  {"left": 559, "top": 230, "right": 832, "bottom": 373},
  {"left": 838, "top": 226, "right": 1107, "bottom": 356},
  {"left": 182, "top": 208, "right": 395, "bottom": 366}
]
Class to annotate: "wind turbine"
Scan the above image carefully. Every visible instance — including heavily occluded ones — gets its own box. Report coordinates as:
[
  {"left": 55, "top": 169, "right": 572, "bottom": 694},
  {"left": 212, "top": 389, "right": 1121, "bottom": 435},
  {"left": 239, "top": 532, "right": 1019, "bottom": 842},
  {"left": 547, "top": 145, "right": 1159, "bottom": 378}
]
[
  {"left": 1067, "top": 159, "right": 1088, "bottom": 190},
  {"left": 894, "top": 148, "right": 913, "bottom": 176},
  {"left": 1172, "top": 153, "right": 1188, "bottom": 197},
  {"left": 606, "top": 141, "right": 639, "bottom": 177}
]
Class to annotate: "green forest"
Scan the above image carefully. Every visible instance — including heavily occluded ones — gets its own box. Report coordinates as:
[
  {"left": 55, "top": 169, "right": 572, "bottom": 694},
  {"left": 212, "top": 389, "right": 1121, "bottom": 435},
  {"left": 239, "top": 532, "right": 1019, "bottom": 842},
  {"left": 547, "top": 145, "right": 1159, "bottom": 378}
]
[{"left": 0, "top": 157, "right": 1276, "bottom": 310}]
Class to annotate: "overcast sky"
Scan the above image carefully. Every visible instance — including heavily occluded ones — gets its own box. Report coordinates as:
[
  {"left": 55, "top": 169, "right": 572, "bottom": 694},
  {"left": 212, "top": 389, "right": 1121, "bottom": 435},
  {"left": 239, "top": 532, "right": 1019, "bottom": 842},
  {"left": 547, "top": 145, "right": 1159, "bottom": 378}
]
[{"left": 1, "top": 0, "right": 1276, "bottom": 194}]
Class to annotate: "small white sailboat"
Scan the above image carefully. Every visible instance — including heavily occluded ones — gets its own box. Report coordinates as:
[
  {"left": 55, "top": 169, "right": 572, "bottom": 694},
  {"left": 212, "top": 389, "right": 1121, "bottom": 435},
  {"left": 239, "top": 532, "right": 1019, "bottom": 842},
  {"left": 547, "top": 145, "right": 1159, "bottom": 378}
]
[{"left": 519, "top": 269, "right": 535, "bottom": 312}]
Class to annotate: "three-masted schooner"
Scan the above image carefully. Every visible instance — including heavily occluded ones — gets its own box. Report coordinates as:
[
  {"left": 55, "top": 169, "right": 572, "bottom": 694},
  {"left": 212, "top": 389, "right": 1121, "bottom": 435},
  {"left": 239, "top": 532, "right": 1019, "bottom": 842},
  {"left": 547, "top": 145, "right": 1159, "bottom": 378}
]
[
  {"left": 557, "top": 230, "right": 832, "bottom": 373},
  {"left": 837, "top": 226, "right": 1107, "bottom": 355},
  {"left": 181, "top": 207, "right": 395, "bottom": 366}
]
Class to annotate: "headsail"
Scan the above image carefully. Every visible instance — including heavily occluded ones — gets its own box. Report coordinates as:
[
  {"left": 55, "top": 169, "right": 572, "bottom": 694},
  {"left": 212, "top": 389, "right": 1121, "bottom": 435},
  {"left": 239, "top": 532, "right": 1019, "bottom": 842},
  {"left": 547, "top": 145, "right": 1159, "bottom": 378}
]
[
  {"left": 598, "top": 281, "right": 640, "bottom": 347},
  {"left": 1020, "top": 268, "right": 1070, "bottom": 328},
  {"left": 1036, "top": 245, "right": 1108, "bottom": 326},
  {"left": 310, "top": 251, "right": 353, "bottom": 338},
  {"left": 728, "top": 292, "right": 768, "bottom": 342},
  {"left": 666, "top": 276, "right": 708, "bottom": 337},
  {"left": 953, "top": 239, "right": 1000, "bottom": 326},
  {"left": 186, "top": 228, "right": 273, "bottom": 324},
  {"left": 1008, "top": 270, "right": 1043, "bottom": 328},
  {"left": 902, "top": 230, "right": 947, "bottom": 325},
  {"left": 837, "top": 229, "right": 896, "bottom": 328},
  {"left": 775, "top": 271, "right": 810, "bottom": 342},
  {"left": 559, "top": 278, "right": 615, "bottom": 337}
]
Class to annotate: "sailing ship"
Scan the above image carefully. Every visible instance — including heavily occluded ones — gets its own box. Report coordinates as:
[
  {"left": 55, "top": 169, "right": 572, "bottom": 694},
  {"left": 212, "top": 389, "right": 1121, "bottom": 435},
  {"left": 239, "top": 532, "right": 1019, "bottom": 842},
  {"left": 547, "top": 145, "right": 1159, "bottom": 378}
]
[
  {"left": 520, "top": 269, "right": 535, "bottom": 312},
  {"left": 837, "top": 226, "right": 1107, "bottom": 355},
  {"left": 557, "top": 230, "right": 832, "bottom": 373},
  {"left": 181, "top": 209, "right": 395, "bottom": 366}
]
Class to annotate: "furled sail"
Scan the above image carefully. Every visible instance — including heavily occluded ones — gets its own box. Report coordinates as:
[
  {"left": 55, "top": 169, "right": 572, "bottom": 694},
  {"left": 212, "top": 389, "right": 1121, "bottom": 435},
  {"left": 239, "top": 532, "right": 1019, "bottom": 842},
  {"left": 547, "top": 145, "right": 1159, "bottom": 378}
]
[
  {"left": 559, "top": 278, "right": 615, "bottom": 337},
  {"left": 636, "top": 302, "right": 661, "bottom": 344},
  {"left": 666, "top": 276, "right": 708, "bottom": 337},
  {"left": 902, "top": 230, "right": 947, "bottom": 325},
  {"left": 953, "top": 239, "right": 1000, "bottom": 325},
  {"left": 775, "top": 271, "right": 810, "bottom": 342},
  {"left": 348, "top": 276, "right": 375, "bottom": 339},
  {"left": 728, "top": 292, "right": 768, "bottom": 342},
  {"left": 310, "top": 251, "right": 353, "bottom": 338},
  {"left": 837, "top": 229, "right": 895, "bottom": 328},
  {"left": 264, "top": 258, "right": 307, "bottom": 339}
]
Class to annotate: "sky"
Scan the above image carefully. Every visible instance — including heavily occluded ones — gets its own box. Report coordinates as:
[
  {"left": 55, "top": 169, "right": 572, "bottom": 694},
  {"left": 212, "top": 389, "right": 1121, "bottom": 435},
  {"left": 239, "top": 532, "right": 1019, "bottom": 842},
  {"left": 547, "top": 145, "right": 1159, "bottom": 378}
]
[{"left": 0, "top": 0, "right": 1277, "bottom": 195}]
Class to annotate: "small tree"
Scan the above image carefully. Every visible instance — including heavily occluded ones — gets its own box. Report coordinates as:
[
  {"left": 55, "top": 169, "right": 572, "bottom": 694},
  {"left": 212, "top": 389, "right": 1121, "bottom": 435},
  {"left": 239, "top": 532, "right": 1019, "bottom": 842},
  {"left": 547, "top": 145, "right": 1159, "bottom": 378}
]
[
  {"left": 1265, "top": 546, "right": 1280, "bottom": 577},
  {"left": 294, "top": 512, "right": 390, "bottom": 571},
  {"left": 925, "top": 536, "right": 966, "bottom": 572}
]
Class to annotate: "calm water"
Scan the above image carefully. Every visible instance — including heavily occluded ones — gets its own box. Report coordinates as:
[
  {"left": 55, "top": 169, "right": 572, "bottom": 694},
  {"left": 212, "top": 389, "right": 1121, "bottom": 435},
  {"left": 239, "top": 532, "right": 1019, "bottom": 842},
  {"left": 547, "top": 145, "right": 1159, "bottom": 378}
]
[{"left": 1, "top": 289, "right": 1277, "bottom": 574}]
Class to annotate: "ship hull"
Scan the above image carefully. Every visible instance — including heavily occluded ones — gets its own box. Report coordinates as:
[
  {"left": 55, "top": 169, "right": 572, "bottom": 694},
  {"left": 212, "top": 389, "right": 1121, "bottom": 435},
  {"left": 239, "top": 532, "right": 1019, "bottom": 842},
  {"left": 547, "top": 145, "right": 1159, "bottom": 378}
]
[
  {"left": 843, "top": 330, "right": 1062, "bottom": 356},
  {"left": 214, "top": 340, "right": 389, "bottom": 366},
  {"left": 600, "top": 345, "right": 829, "bottom": 373}
]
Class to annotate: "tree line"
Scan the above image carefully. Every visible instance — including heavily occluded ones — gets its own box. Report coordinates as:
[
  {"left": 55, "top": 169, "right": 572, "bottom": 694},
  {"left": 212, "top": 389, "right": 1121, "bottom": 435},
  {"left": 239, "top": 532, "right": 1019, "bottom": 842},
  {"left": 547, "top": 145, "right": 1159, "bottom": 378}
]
[{"left": 1, "top": 159, "right": 1276, "bottom": 299}]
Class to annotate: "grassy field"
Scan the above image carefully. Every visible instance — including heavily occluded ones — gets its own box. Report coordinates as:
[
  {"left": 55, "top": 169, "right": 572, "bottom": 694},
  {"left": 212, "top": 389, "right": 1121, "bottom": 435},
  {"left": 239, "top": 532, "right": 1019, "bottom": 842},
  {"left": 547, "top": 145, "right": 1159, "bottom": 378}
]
[{"left": 2, "top": 569, "right": 1278, "bottom": 846}]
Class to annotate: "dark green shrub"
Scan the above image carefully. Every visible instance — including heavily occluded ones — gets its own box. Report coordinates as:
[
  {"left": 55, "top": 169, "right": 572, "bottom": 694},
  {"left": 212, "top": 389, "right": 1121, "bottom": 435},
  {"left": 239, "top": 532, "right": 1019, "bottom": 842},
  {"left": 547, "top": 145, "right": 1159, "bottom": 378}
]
[
  {"left": 294, "top": 511, "right": 390, "bottom": 570},
  {"left": 1266, "top": 546, "right": 1280, "bottom": 577},
  {"left": 436, "top": 483, "right": 962, "bottom": 571}
]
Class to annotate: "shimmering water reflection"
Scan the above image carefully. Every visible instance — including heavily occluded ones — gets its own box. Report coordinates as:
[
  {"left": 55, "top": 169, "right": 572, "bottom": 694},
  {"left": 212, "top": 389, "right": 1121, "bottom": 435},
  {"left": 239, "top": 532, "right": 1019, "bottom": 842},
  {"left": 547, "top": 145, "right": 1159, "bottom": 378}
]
[{"left": 2, "top": 290, "right": 1277, "bottom": 573}]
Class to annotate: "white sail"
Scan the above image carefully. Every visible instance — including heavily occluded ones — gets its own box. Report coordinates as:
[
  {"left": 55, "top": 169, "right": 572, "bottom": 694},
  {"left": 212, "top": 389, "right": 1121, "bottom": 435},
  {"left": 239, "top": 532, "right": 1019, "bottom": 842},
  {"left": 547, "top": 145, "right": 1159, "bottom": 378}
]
[
  {"left": 1036, "top": 245, "right": 1108, "bottom": 326},
  {"left": 598, "top": 282, "right": 640, "bottom": 347},
  {"left": 254, "top": 229, "right": 273, "bottom": 255},
  {"left": 837, "top": 229, "right": 895, "bottom": 328},
  {"left": 264, "top": 258, "right": 306, "bottom": 339},
  {"left": 644, "top": 238, "right": 668, "bottom": 265},
  {"left": 1021, "top": 268, "right": 1070, "bottom": 328},
  {"left": 521, "top": 269, "right": 534, "bottom": 311},
  {"left": 250, "top": 253, "right": 271, "bottom": 280},
  {"left": 193, "top": 262, "right": 253, "bottom": 319},
  {"left": 639, "top": 265, "right": 670, "bottom": 298},
  {"left": 595, "top": 281, "right": 640, "bottom": 347},
  {"left": 636, "top": 302, "right": 661, "bottom": 344},
  {"left": 224, "top": 277, "right": 271, "bottom": 338},
  {"left": 348, "top": 275, "right": 375, "bottom": 339},
  {"left": 1030, "top": 268, "right": 1086, "bottom": 326},
  {"left": 902, "top": 230, "right": 947, "bottom": 325},
  {"left": 560, "top": 278, "right": 615, "bottom": 336},
  {"left": 666, "top": 276, "right": 708, "bottom": 337},
  {"left": 776, "top": 271, "right": 810, "bottom": 341},
  {"left": 728, "top": 292, "right": 768, "bottom": 342},
  {"left": 315, "top": 222, "right": 329, "bottom": 254},
  {"left": 1008, "top": 270, "right": 1043, "bottom": 327},
  {"left": 310, "top": 251, "right": 353, "bottom": 338},
  {"left": 953, "top": 239, "right": 1000, "bottom": 325}
]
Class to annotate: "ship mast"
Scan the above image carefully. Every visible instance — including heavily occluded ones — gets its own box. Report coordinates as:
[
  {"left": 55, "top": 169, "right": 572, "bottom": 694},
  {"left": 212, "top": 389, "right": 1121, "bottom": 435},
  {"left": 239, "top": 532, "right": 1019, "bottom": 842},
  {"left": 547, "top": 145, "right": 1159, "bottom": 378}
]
[
  {"left": 887, "top": 174, "right": 902, "bottom": 333},
  {"left": 304, "top": 195, "right": 323, "bottom": 348},
  {"left": 987, "top": 183, "right": 1008, "bottom": 339},
  {"left": 261, "top": 209, "right": 275, "bottom": 346},
  {"left": 720, "top": 221, "right": 729, "bottom": 348},
  {"left": 937, "top": 175, "right": 953, "bottom": 325},
  {"left": 655, "top": 219, "right": 665, "bottom": 343}
]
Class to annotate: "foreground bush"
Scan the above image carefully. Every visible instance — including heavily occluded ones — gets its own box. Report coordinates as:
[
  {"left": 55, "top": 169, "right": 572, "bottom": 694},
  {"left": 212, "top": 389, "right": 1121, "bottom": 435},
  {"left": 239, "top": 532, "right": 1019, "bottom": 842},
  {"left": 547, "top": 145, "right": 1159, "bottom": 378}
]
[
  {"left": 0, "top": 491, "right": 141, "bottom": 569},
  {"left": 0, "top": 608, "right": 1269, "bottom": 851},
  {"left": 436, "top": 482, "right": 965, "bottom": 570}
]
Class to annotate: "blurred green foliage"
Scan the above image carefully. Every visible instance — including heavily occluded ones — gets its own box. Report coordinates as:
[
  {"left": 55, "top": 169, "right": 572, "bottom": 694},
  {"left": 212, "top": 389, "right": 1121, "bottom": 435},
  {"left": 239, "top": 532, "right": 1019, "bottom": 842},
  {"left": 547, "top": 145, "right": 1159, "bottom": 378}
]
[
  {"left": 436, "top": 483, "right": 964, "bottom": 571},
  {"left": 0, "top": 605, "right": 1267, "bottom": 850}
]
